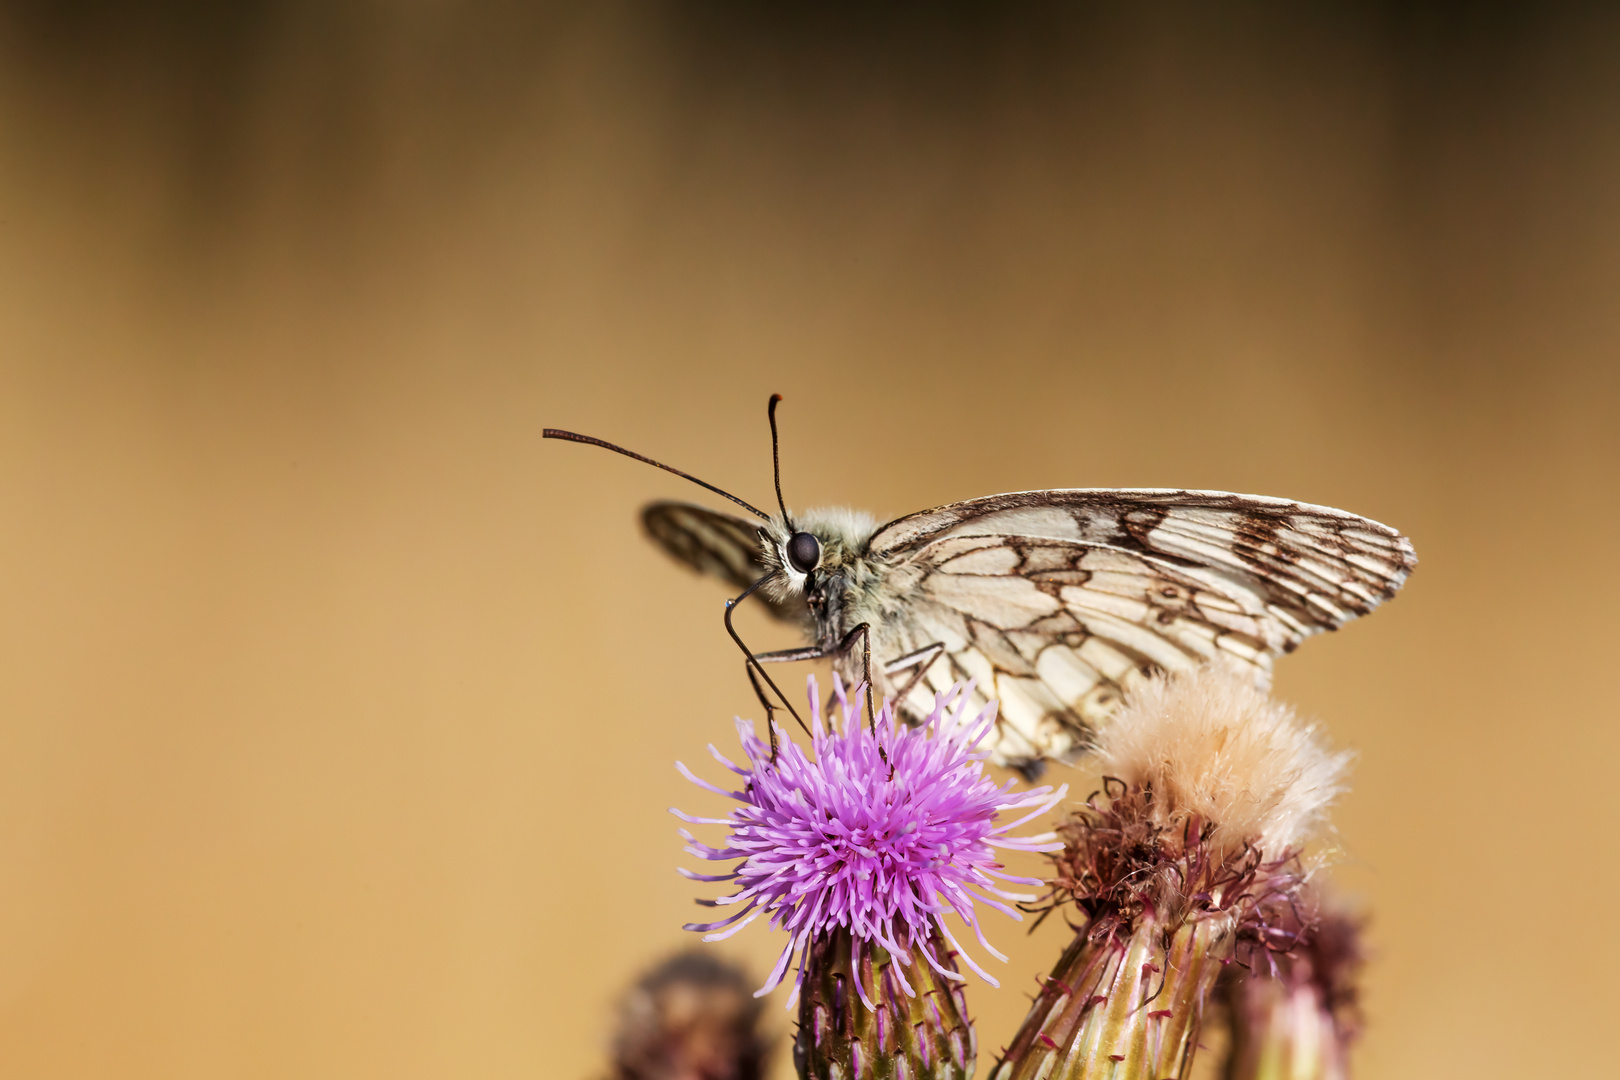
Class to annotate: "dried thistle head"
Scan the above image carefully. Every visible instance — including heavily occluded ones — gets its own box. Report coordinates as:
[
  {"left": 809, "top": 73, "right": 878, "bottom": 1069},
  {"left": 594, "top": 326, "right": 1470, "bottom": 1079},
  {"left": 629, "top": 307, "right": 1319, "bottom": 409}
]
[
  {"left": 609, "top": 951, "right": 769, "bottom": 1080},
  {"left": 1001, "top": 667, "right": 1361, "bottom": 1080},
  {"left": 1042, "top": 664, "right": 1351, "bottom": 946},
  {"left": 1093, "top": 661, "right": 1352, "bottom": 863}
]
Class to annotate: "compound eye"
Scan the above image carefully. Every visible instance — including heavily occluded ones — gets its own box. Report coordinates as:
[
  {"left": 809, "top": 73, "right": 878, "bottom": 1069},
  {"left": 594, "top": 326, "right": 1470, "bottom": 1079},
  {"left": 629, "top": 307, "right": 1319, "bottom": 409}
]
[{"left": 786, "top": 531, "right": 821, "bottom": 574}]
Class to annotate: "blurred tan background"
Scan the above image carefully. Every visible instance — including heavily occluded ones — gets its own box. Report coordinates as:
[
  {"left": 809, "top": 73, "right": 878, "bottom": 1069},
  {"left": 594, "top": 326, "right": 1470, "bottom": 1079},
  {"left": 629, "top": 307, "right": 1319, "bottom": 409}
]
[{"left": 0, "top": 2, "right": 1616, "bottom": 1077}]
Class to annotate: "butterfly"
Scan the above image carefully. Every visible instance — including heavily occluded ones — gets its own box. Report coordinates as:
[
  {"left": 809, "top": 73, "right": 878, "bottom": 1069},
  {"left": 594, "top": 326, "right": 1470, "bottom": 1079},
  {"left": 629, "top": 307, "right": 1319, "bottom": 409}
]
[{"left": 547, "top": 398, "right": 1415, "bottom": 777}]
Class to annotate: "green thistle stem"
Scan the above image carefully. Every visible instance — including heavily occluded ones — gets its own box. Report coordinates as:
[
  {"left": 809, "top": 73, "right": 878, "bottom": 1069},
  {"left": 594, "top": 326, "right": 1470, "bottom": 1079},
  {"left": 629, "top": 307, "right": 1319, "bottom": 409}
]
[
  {"left": 992, "top": 914, "right": 1229, "bottom": 1080},
  {"left": 794, "top": 927, "right": 976, "bottom": 1080}
]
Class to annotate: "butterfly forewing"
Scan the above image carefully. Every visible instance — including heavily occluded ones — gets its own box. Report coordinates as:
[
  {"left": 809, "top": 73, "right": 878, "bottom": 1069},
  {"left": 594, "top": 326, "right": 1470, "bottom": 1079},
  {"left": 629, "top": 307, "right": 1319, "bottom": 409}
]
[{"left": 869, "top": 489, "right": 1413, "bottom": 634}]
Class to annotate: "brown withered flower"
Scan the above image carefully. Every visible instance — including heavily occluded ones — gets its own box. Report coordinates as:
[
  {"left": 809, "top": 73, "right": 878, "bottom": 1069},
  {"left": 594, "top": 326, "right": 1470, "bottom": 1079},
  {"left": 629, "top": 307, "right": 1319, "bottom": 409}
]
[{"left": 993, "top": 663, "right": 1351, "bottom": 1080}]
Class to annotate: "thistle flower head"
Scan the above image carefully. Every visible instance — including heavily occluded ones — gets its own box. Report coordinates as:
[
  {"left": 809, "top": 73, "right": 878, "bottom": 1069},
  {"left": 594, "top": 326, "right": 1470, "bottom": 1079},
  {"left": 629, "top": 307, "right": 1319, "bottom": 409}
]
[{"left": 674, "top": 676, "right": 1066, "bottom": 1007}]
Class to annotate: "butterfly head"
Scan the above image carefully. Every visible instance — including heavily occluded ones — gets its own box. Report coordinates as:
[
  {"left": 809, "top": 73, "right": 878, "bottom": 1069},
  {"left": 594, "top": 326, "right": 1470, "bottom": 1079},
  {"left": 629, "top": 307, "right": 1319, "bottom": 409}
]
[
  {"left": 761, "top": 508, "right": 879, "bottom": 604},
  {"left": 546, "top": 394, "right": 880, "bottom": 617}
]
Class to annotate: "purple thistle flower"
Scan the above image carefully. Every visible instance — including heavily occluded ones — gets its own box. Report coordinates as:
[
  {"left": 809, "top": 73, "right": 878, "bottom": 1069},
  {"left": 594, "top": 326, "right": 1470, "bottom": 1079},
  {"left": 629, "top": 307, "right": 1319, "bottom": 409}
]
[{"left": 673, "top": 675, "right": 1067, "bottom": 1009}]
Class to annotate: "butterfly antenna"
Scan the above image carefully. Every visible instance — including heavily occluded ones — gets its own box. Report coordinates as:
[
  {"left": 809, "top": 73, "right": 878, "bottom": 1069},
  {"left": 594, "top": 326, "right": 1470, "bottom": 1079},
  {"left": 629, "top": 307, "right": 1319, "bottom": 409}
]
[
  {"left": 766, "top": 394, "right": 793, "bottom": 529},
  {"left": 543, "top": 428, "right": 772, "bottom": 522},
  {"left": 726, "top": 576, "right": 810, "bottom": 738}
]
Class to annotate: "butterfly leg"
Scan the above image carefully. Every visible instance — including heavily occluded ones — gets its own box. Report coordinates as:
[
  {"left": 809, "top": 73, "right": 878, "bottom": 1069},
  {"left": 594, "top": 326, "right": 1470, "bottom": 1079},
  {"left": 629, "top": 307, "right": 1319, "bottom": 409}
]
[
  {"left": 883, "top": 642, "right": 946, "bottom": 711},
  {"left": 752, "top": 630, "right": 873, "bottom": 733},
  {"left": 752, "top": 644, "right": 852, "bottom": 753},
  {"left": 743, "top": 662, "right": 783, "bottom": 759},
  {"left": 723, "top": 576, "right": 809, "bottom": 742},
  {"left": 752, "top": 644, "right": 859, "bottom": 739},
  {"left": 744, "top": 646, "right": 834, "bottom": 758},
  {"left": 832, "top": 623, "right": 875, "bottom": 731},
  {"left": 753, "top": 646, "right": 827, "bottom": 664}
]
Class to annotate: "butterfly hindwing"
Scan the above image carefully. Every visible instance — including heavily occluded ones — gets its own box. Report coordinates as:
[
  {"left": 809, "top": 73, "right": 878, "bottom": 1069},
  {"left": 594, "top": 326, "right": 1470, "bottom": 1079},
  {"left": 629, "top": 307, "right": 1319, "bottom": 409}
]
[
  {"left": 641, "top": 502, "right": 806, "bottom": 625},
  {"left": 868, "top": 532, "right": 1281, "bottom": 764}
]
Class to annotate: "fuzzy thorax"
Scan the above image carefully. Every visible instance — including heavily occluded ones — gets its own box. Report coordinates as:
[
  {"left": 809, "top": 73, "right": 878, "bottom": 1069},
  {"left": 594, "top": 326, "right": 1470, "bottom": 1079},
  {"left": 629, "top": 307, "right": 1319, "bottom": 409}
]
[{"left": 1092, "top": 661, "right": 1351, "bottom": 865}]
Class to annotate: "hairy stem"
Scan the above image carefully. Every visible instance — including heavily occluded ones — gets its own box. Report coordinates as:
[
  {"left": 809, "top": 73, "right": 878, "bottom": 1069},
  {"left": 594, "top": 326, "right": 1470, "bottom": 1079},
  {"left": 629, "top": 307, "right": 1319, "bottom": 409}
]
[
  {"left": 992, "top": 914, "right": 1229, "bottom": 1080},
  {"left": 795, "top": 928, "right": 976, "bottom": 1080}
]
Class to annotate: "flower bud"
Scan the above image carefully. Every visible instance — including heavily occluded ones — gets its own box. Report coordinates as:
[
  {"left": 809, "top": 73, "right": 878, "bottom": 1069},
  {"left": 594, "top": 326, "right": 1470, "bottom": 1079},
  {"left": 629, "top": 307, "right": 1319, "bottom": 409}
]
[{"left": 1223, "top": 904, "right": 1363, "bottom": 1080}]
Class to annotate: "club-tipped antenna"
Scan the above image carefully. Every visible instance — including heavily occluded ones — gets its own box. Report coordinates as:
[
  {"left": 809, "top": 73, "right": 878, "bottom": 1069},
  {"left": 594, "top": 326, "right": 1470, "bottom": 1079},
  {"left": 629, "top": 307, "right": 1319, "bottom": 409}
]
[
  {"left": 543, "top": 428, "right": 772, "bottom": 521},
  {"left": 767, "top": 394, "right": 793, "bottom": 530}
]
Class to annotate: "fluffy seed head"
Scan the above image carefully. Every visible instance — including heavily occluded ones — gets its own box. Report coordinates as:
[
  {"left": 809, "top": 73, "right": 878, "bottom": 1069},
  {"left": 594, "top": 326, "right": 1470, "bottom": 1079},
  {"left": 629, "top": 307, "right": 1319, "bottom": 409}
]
[
  {"left": 1093, "top": 662, "right": 1351, "bottom": 861},
  {"left": 674, "top": 677, "right": 1066, "bottom": 1007}
]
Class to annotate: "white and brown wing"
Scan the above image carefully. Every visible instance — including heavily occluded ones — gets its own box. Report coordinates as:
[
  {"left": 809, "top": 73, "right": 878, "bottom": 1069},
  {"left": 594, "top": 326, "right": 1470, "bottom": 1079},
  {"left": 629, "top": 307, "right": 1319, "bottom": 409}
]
[
  {"left": 641, "top": 502, "right": 806, "bottom": 624},
  {"left": 858, "top": 490, "right": 1414, "bottom": 771}
]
